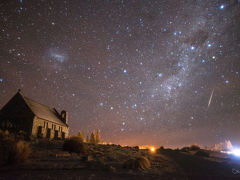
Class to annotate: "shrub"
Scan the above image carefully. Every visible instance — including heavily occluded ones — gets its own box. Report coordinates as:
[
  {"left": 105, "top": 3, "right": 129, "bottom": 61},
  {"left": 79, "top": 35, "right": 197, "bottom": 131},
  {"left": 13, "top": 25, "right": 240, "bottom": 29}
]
[
  {"left": 133, "top": 146, "right": 139, "bottom": 151},
  {"left": 156, "top": 146, "right": 164, "bottom": 153},
  {"left": 0, "top": 129, "right": 5, "bottom": 139},
  {"left": 159, "top": 146, "right": 164, "bottom": 150},
  {"left": 4, "top": 130, "right": 9, "bottom": 136},
  {"left": 189, "top": 145, "right": 201, "bottom": 151},
  {"left": 7, "top": 140, "right": 32, "bottom": 164},
  {"left": 181, "top": 146, "right": 190, "bottom": 152},
  {"left": 16, "top": 130, "right": 27, "bottom": 140},
  {"left": 77, "top": 131, "right": 85, "bottom": 142},
  {"left": 63, "top": 137, "right": 86, "bottom": 154},
  {"left": 0, "top": 130, "right": 9, "bottom": 140},
  {"left": 194, "top": 150, "right": 210, "bottom": 157},
  {"left": 123, "top": 156, "right": 151, "bottom": 170}
]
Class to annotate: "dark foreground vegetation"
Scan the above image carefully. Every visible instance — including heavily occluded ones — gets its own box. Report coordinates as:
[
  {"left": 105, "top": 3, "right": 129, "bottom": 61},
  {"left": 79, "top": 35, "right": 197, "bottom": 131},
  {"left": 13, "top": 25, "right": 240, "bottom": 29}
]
[{"left": 1, "top": 131, "right": 240, "bottom": 180}]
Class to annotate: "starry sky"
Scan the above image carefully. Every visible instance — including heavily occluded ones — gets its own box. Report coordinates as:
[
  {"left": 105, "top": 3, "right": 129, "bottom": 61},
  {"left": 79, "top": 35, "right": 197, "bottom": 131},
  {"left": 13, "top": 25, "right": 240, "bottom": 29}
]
[{"left": 1, "top": 0, "right": 240, "bottom": 147}]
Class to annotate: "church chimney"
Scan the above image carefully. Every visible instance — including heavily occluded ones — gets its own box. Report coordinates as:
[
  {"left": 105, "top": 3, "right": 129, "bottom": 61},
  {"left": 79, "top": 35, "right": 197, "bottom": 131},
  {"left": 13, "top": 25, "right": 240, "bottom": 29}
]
[{"left": 61, "top": 110, "right": 68, "bottom": 125}]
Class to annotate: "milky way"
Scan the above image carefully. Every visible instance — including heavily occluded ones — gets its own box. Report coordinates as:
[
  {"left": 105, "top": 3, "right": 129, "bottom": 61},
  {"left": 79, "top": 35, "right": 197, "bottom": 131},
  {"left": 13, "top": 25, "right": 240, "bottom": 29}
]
[{"left": 0, "top": 0, "right": 240, "bottom": 147}]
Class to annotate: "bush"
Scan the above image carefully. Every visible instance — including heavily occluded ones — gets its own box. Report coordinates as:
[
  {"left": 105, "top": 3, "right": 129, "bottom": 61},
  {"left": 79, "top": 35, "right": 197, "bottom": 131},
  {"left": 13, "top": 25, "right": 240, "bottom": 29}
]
[
  {"left": 181, "top": 146, "right": 190, "bottom": 152},
  {"left": 7, "top": 140, "right": 32, "bottom": 165},
  {"left": 76, "top": 131, "right": 85, "bottom": 142},
  {"left": 0, "top": 130, "right": 11, "bottom": 141},
  {"left": 16, "top": 130, "right": 27, "bottom": 141},
  {"left": 133, "top": 146, "right": 139, "bottom": 151},
  {"left": 159, "top": 146, "right": 164, "bottom": 150},
  {"left": 189, "top": 145, "right": 201, "bottom": 151},
  {"left": 123, "top": 156, "right": 151, "bottom": 170},
  {"left": 181, "top": 145, "right": 200, "bottom": 152},
  {"left": 194, "top": 150, "right": 210, "bottom": 157},
  {"left": 0, "top": 129, "right": 5, "bottom": 139},
  {"left": 63, "top": 137, "right": 86, "bottom": 154},
  {"left": 157, "top": 146, "right": 165, "bottom": 153}
]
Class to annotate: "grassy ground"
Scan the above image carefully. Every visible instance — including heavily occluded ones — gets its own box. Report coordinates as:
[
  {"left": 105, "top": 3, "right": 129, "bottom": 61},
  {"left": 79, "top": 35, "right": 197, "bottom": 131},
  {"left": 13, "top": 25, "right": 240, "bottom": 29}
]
[{"left": 1, "top": 139, "right": 240, "bottom": 180}]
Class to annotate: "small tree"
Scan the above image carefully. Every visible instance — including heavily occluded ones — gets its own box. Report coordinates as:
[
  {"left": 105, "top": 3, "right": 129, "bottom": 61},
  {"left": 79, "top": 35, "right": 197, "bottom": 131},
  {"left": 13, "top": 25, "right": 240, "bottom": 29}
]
[
  {"left": 95, "top": 129, "right": 100, "bottom": 144},
  {"left": 86, "top": 135, "right": 89, "bottom": 143},
  {"left": 90, "top": 132, "right": 96, "bottom": 144},
  {"left": 77, "top": 131, "right": 85, "bottom": 142}
]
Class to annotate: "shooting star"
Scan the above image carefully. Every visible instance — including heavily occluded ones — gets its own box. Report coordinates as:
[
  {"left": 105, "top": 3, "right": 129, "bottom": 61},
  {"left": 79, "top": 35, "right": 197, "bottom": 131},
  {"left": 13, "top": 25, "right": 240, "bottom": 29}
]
[{"left": 208, "top": 89, "right": 215, "bottom": 108}]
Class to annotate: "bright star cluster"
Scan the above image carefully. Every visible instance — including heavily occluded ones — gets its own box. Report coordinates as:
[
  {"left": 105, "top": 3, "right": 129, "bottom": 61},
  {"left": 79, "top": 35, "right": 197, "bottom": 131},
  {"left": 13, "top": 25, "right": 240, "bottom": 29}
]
[{"left": 0, "top": 0, "right": 240, "bottom": 147}]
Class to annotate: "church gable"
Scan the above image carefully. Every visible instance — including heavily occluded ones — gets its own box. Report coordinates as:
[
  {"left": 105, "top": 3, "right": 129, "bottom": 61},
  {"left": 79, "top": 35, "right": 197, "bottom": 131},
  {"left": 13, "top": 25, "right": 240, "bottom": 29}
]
[
  {"left": 0, "top": 91, "right": 34, "bottom": 134},
  {"left": 0, "top": 90, "right": 69, "bottom": 139}
]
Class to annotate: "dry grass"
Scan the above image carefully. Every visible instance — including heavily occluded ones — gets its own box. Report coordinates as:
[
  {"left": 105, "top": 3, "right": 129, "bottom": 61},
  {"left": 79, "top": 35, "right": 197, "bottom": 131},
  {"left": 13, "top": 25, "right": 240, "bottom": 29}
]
[{"left": 7, "top": 140, "right": 32, "bottom": 165}]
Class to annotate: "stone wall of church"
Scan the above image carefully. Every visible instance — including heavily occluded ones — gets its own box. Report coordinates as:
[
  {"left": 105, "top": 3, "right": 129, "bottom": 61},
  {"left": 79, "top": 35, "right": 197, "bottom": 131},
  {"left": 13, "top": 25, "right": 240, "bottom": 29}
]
[{"left": 32, "top": 116, "right": 69, "bottom": 139}]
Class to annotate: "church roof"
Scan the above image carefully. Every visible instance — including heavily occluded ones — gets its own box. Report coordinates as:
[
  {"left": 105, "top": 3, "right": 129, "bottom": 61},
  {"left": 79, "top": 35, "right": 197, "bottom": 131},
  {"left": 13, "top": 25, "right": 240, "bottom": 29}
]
[{"left": 19, "top": 92, "right": 67, "bottom": 127}]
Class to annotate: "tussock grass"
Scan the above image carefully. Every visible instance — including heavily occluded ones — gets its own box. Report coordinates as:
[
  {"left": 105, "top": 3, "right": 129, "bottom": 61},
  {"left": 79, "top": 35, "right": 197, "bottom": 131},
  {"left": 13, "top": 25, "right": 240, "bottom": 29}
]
[
  {"left": 123, "top": 156, "right": 151, "bottom": 170},
  {"left": 7, "top": 140, "right": 32, "bottom": 165}
]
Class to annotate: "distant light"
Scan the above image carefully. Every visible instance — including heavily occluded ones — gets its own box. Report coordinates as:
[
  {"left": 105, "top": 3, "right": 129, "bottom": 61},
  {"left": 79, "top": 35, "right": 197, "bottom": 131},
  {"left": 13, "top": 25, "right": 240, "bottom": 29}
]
[
  {"left": 232, "top": 148, "right": 240, "bottom": 157},
  {"left": 150, "top": 146, "right": 156, "bottom": 153},
  {"left": 219, "top": 4, "right": 225, "bottom": 10},
  {"left": 225, "top": 80, "right": 229, "bottom": 84},
  {"left": 207, "top": 43, "right": 212, "bottom": 47},
  {"left": 0, "top": 78, "right": 3, "bottom": 82},
  {"left": 123, "top": 69, "right": 127, "bottom": 73}
]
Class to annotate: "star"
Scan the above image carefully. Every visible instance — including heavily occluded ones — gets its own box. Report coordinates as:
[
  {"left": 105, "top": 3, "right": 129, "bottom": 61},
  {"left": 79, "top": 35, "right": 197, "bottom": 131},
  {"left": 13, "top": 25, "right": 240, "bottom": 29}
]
[{"left": 219, "top": 4, "right": 225, "bottom": 10}]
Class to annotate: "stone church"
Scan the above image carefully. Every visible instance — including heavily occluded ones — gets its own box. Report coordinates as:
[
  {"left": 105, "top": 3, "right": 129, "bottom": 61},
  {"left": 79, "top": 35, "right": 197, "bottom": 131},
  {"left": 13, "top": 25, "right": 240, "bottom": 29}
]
[{"left": 0, "top": 90, "right": 69, "bottom": 139}]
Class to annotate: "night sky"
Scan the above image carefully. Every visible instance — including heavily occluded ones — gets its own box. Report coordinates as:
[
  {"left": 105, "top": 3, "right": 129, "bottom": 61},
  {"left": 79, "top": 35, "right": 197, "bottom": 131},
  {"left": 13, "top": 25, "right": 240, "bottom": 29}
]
[{"left": 1, "top": 0, "right": 240, "bottom": 147}]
